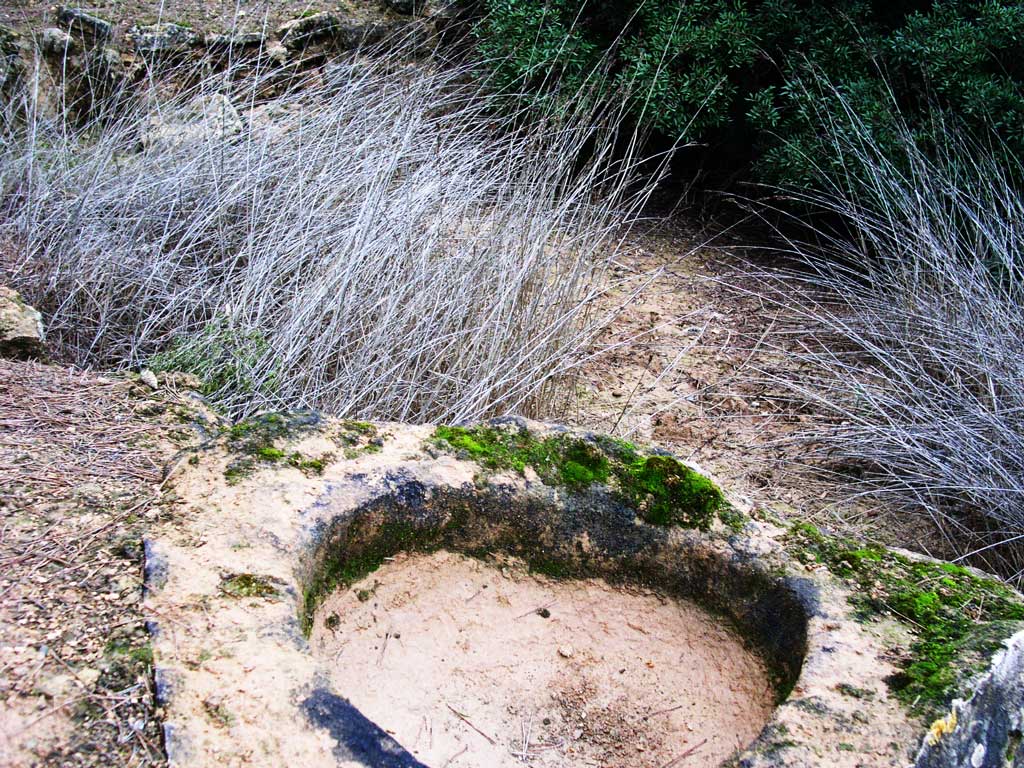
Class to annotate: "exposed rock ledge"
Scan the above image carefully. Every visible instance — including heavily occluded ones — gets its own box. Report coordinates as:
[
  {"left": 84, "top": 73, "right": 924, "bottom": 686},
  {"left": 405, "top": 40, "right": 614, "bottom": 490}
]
[{"left": 145, "top": 413, "right": 1024, "bottom": 767}]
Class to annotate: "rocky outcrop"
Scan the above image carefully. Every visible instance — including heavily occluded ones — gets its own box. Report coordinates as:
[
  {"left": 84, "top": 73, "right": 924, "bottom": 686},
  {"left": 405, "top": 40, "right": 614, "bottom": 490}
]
[
  {"left": 35, "top": 9, "right": 126, "bottom": 119},
  {"left": 275, "top": 13, "right": 425, "bottom": 53},
  {"left": 0, "top": 287, "right": 45, "bottom": 360},
  {"left": 56, "top": 6, "right": 113, "bottom": 46},
  {"left": 914, "top": 628, "right": 1024, "bottom": 768},
  {"left": 141, "top": 415, "right": 1024, "bottom": 767},
  {"left": 11, "top": 0, "right": 450, "bottom": 111},
  {"left": 139, "top": 92, "right": 242, "bottom": 150},
  {"left": 127, "top": 22, "right": 201, "bottom": 58}
]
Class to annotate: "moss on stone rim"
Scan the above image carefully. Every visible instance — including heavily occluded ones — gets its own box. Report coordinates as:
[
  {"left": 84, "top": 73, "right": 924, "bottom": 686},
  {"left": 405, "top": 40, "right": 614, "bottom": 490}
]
[
  {"left": 431, "top": 424, "right": 727, "bottom": 530},
  {"left": 219, "top": 411, "right": 338, "bottom": 483},
  {"left": 301, "top": 518, "right": 449, "bottom": 633},
  {"left": 786, "top": 522, "right": 1024, "bottom": 717},
  {"left": 300, "top": 422, "right": 735, "bottom": 635}
]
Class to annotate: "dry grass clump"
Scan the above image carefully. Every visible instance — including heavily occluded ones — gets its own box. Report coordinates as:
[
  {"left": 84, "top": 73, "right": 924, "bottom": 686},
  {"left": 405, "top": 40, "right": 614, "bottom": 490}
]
[
  {"left": 0, "top": 42, "right": 653, "bottom": 422},
  {"left": 746, "top": 96, "right": 1024, "bottom": 578}
]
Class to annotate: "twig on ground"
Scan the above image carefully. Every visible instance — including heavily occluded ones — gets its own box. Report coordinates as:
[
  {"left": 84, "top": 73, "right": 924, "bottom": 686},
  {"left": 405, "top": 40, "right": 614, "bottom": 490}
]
[{"left": 446, "top": 704, "right": 497, "bottom": 745}]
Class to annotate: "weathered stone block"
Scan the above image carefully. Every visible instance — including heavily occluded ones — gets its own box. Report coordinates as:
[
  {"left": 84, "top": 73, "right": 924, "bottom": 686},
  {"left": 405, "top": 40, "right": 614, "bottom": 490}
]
[{"left": 0, "top": 286, "right": 45, "bottom": 359}]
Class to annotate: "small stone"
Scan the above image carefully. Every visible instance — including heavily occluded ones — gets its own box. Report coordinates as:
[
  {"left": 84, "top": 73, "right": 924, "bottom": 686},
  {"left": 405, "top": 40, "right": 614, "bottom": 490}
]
[
  {"left": 35, "top": 673, "right": 75, "bottom": 699},
  {"left": 558, "top": 645, "right": 574, "bottom": 659},
  {"left": 0, "top": 286, "right": 45, "bottom": 360},
  {"left": 265, "top": 43, "right": 288, "bottom": 66},
  {"left": 56, "top": 7, "right": 113, "bottom": 43},
  {"left": 139, "top": 369, "right": 159, "bottom": 389},
  {"left": 970, "top": 743, "right": 985, "bottom": 767},
  {"left": 40, "top": 27, "right": 76, "bottom": 56},
  {"left": 77, "top": 667, "right": 101, "bottom": 687}
]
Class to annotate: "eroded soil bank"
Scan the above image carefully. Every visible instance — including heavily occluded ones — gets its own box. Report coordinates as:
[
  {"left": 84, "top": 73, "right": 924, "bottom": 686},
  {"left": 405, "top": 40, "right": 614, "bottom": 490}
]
[{"left": 311, "top": 550, "right": 775, "bottom": 768}]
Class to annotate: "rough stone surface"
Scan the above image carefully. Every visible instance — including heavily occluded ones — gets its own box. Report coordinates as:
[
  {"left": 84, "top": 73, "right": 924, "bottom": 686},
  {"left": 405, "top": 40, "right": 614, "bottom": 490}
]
[
  {"left": 56, "top": 6, "right": 114, "bottom": 44},
  {"left": 40, "top": 27, "right": 77, "bottom": 56},
  {"left": 265, "top": 42, "right": 288, "bottom": 66},
  {"left": 139, "top": 93, "right": 242, "bottom": 150},
  {"left": 204, "top": 31, "right": 265, "bottom": 52},
  {"left": 138, "top": 416, "right": 1024, "bottom": 767},
  {"left": 0, "top": 24, "right": 28, "bottom": 94},
  {"left": 127, "top": 22, "right": 201, "bottom": 56},
  {"left": 914, "top": 629, "right": 1024, "bottom": 768},
  {"left": 0, "top": 287, "right": 45, "bottom": 360},
  {"left": 276, "top": 12, "right": 344, "bottom": 49}
]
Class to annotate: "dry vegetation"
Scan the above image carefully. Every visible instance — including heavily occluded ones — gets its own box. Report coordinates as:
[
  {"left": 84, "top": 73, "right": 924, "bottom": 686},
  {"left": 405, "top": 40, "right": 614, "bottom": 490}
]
[
  {"left": 1, "top": 13, "right": 1023, "bottom": 765},
  {"left": 737, "top": 104, "right": 1024, "bottom": 580},
  {"left": 1, "top": 44, "right": 657, "bottom": 423}
]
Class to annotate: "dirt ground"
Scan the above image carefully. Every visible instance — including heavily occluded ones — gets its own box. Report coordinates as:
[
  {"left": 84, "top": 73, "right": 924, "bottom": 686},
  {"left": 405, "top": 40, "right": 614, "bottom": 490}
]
[
  {"left": 571, "top": 220, "right": 948, "bottom": 560},
  {"left": 312, "top": 550, "right": 774, "bottom": 768},
  {"left": 0, "top": 0, "right": 402, "bottom": 40},
  {"left": 0, "top": 360, "right": 203, "bottom": 767}
]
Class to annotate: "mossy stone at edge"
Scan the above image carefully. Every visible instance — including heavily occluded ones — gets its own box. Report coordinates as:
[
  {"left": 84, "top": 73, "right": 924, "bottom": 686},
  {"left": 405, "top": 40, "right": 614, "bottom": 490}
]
[
  {"left": 785, "top": 523, "right": 1024, "bottom": 717},
  {"left": 431, "top": 424, "right": 726, "bottom": 530}
]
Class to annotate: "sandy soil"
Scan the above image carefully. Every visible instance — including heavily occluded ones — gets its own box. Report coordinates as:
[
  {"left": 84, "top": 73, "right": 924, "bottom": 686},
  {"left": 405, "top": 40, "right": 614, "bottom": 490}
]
[
  {"left": 311, "top": 550, "right": 774, "bottom": 768},
  {"left": 572, "top": 220, "right": 948, "bottom": 559}
]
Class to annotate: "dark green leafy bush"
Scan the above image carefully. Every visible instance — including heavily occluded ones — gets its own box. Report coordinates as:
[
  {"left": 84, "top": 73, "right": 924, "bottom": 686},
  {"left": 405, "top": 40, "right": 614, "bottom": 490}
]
[{"left": 475, "top": 0, "right": 1024, "bottom": 187}]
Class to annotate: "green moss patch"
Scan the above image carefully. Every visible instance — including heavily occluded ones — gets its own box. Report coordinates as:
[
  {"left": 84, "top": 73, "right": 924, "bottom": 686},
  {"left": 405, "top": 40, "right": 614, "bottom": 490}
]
[
  {"left": 330, "top": 420, "right": 385, "bottom": 460},
  {"left": 431, "top": 424, "right": 725, "bottom": 529},
  {"left": 221, "top": 412, "right": 330, "bottom": 483},
  {"left": 433, "top": 425, "right": 609, "bottom": 490},
  {"left": 618, "top": 454, "right": 724, "bottom": 528},
  {"left": 302, "top": 519, "right": 445, "bottom": 633},
  {"left": 219, "top": 573, "right": 281, "bottom": 599},
  {"left": 786, "top": 523, "right": 1024, "bottom": 716}
]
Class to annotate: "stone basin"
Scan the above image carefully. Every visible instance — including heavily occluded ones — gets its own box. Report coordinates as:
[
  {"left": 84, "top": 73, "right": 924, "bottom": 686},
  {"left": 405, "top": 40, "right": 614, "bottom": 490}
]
[{"left": 145, "top": 415, "right": 1024, "bottom": 767}]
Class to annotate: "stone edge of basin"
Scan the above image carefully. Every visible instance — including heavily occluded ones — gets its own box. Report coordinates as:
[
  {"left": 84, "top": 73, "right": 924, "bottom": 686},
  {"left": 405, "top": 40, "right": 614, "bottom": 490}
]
[{"left": 142, "top": 415, "right": 1024, "bottom": 767}]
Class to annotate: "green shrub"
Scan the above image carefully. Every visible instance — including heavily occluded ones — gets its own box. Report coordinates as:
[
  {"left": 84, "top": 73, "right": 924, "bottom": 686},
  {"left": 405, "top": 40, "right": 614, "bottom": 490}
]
[
  {"left": 148, "top": 317, "right": 278, "bottom": 402},
  {"left": 475, "top": 0, "right": 1024, "bottom": 187}
]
